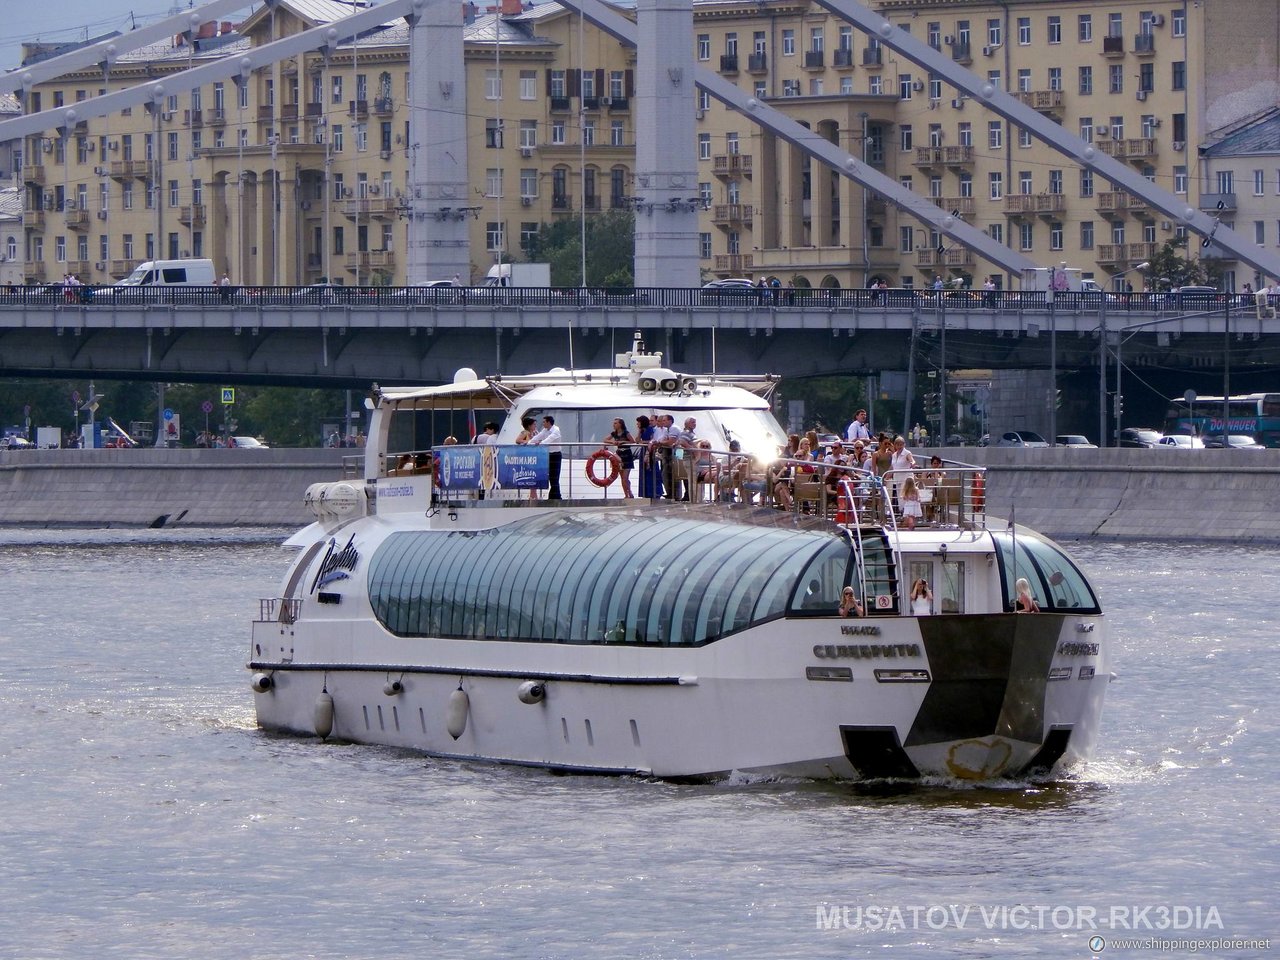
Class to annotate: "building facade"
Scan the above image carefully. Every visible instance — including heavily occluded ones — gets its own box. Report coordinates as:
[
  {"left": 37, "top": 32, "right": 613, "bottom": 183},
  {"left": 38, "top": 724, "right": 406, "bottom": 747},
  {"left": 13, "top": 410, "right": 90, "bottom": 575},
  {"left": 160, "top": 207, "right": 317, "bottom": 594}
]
[{"left": 13, "top": 0, "right": 1280, "bottom": 289}]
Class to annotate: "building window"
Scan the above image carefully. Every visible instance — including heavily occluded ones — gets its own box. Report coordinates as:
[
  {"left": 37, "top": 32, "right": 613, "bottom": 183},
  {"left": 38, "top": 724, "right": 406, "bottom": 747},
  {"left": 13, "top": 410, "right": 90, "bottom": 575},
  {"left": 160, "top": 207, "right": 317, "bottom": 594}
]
[
  {"left": 1017, "top": 17, "right": 1031, "bottom": 44},
  {"left": 486, "top": 222, "right": 505, "bottom": 252},
  {"left": 1078, "top": 14, "right": 1092, "bottom": 42},
  {"left": 958, "top": 123, "right": 972, "bottom": 147},
  {"left": 582, "top": 121, "right": 595, "bottom": 147},
  {"left": 552, "top": 121, "right": 566, "bottom": 145},
  {"left": 520, "top": 120, "right": 536, "bottom": 148},
  {"left": 1108, "top": 13, "right": 1123, "bottom": 37},
  {"left": 485, "top": 168, "right": 502, "bottom": 198},
  {"left": 700, "top": 232, "right": 712, "bottom": 259},
  {"left": 1050, "top": 222, "right": 1063, "bottom": 250},
  {"left": 782, "top": 30, "right": 794, "bottom": 55},
  {"left": 1019, "top": 171, "right": 1033, "bottom": 194},
  {"left": 611, "top": 121, "right": 625, "bottom": 146},
  {"left": 1172, "top": 61, "right": 1186, "bottom": 91},
  {"left": 1018, "top": 127, "right": 1032, "bottom": 148},
  {"left": 959, "top": 173, "right": 973, "bottom": 197},
  {"left": 520, "top": 168, "right": 537, "bottom": 198},
  {"left": 1019, "top": 222, "right": 1034, "bottom": 250},
  {"left": 486, "top": 119, "right": 503, "bottom": 149},
  {"left": 520, "top": 222, "right": 538, "bottom": 251},
  {"left": 1079, "top": 66, "right": 1093, "bottom": 95},
  {"left": 1080, "top": 169, "right": 1094, "bottom": 198},
  {"left": 988, "top": 223, "right": 1003, "bottom": 245},
  {"left": 549, "top": 71, "right": 566, "bottom": 98},
  {"left": 520, "top": 71, "right": 537, "bottom": 100},
  {"left": 698, "top": 133, "right": 711, "bottom": 159},
  {"left": 987, "top": 121, "right": 1002, "bottom": 150},
  {"left": 168, "top": 180, "right": 179, "bottom": 207},
  {"left": 987, "top": 19, "right": 1002, "bottom": 46},
  {"left": 1139, "top": 62, "right": 1154, "bottom": 92},
  {"left": 868, "top": 76, "right": 882, "bottom": 95},
  {"left": 1047, "top": 16, "right": 1061, "bottom": 43},
  {"left": 988, "top": 172, "right": 1002, "bottom": 200},
  {"left": 697, "top": 35, "right": 709, "bottom": 60},
  {"left": 899, "top": 74, "right": 913, "bottom": 100},
  {"left": 1174, "top": 166, "right": 1188, "bottom": 194},
  {"left": 1109, "top": 64, "right": 1124, "bottom": 94},
  {"left": 1172, "top": 8, "right": 1186, "bottom": 37},
  {"left": 1049, "top": 170, "right": 1063, "bottom": 194},
  {"left": 900, "top": 226, "right": 914, "bottom": 253},
  {"left": 1048, "top": 67, "right": 1062, "bottom": 92},
  {"left": 1080, "top": 222, "right": 1094, "bottom": 249},
  {"left": 927, "top": 22, "right": 941, "bottom": 50},
  {"left": 900, "top": 125, "right": 912, "bottom": 151}
]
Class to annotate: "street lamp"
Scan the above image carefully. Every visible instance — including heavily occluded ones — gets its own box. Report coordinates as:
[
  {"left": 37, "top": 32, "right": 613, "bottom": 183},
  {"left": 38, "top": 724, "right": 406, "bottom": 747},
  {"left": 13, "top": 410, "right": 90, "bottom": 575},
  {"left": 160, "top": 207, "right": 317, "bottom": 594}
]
[{"left": 1098, "top": 260, "right": 1149, "bottom": 446}]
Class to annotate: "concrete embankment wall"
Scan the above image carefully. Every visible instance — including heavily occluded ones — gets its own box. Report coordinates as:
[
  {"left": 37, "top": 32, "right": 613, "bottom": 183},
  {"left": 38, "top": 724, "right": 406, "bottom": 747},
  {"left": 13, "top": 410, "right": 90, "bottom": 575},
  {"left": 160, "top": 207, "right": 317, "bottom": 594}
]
[
  {"left": 1, "top": 447, "right": 1277, "bottom": 542},
  {"left": 0, "top": 448, "right": 350, "bottom": 528}
]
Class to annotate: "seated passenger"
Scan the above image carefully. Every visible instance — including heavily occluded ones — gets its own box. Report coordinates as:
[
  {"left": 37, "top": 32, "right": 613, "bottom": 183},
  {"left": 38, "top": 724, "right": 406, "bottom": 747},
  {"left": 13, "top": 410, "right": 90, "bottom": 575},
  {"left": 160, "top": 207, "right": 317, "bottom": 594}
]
[{"left": 1015, "top": 577, "right": 1040, "bottom": 613}]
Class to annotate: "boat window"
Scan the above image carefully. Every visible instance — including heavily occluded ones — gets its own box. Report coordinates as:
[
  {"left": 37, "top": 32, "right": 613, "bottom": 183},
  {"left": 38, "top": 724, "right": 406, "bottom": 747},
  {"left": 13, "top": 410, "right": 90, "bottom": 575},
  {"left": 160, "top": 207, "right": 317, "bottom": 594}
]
[
  {"left": 367, "top": 513, "right": 839, "bottom": 646},
  {"left": 789, "top": 539, "right": 855, "bottom": 614},
  {"left": 992, "top": 531, "right": 1100, "bottom": 613},
  {"left": 939, "top": 560, "right": 965, "bottom": 614}
]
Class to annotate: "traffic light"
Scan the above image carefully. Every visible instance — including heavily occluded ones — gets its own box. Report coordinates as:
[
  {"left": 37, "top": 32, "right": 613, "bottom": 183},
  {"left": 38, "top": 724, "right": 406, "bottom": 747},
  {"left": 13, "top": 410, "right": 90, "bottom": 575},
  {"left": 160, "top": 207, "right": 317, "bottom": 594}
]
[{"left": 1115, "top": 395, "right": 1124, "bottom": 416}]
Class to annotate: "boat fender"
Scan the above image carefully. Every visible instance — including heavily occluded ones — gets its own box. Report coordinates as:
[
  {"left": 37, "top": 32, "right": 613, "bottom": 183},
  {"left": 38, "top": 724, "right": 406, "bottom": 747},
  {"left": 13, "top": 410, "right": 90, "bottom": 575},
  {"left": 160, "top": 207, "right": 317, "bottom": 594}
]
[
  {"left": 585, "top": 448, "right": 622, "bottom": 487},
  {"left": 251, "top": 672, "right": 274, "bottom": 694},
  {"left": 314, "top": 690, "right": 335, "bottom": 740},
  {"left": 383, "top": 680, "right": 404, "bottom": 696},
  {"left": 517, "top": 680, "right": 546, "bottom": 704},
  {"left": 446, "top": 685, "right": 470, "bottom": 740}
]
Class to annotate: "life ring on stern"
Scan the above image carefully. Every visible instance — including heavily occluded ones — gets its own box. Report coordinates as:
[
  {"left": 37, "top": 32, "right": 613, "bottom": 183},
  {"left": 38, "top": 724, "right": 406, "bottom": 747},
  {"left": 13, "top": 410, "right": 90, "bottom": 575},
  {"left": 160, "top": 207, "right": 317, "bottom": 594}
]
[
  {"left": 970, "top": 472, "right": 986, "bottom": 512},
  {"left": 586, "top": 448, "right": 622, "bottom": 487}
]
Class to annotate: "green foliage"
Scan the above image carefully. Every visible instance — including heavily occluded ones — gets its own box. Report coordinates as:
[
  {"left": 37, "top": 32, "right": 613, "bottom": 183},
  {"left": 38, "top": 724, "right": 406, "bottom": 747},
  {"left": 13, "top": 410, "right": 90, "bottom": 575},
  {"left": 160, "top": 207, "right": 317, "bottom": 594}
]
[
  {"left": 1144, "top": 237, "right": 1214, "bottom": 291},
  {"left": 776, "top": 376, "right": 869, "bottom": 435},
  {"left": 524, "top": 209, "right": 636, "bottom": 287},
  {"left": 0, "top": 378, "right": 354, "bottom": 446}
]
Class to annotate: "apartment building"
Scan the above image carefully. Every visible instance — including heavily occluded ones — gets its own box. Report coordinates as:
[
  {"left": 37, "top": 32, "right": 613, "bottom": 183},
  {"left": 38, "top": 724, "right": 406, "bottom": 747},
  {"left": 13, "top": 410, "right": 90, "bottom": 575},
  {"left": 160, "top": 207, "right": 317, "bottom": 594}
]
[{"left": 14, "top": 0, "right": 1280, "bottom": 289}]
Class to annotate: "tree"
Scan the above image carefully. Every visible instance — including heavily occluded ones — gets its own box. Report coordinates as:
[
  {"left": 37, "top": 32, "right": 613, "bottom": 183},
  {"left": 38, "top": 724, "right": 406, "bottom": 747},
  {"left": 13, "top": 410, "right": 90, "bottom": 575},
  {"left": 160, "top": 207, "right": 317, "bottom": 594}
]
[
  {"left": 524, "top": 210, "right": 636, "bottom": 287},
  {"left": 1144, "top": 236, "right": 1217, "bottom": 291}
]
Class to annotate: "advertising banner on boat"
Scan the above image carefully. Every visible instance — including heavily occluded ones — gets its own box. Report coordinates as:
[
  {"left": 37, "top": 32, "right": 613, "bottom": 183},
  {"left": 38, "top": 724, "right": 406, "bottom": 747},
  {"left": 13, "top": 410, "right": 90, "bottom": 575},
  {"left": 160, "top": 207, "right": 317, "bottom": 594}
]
[
  {"left": 496, "top": 446, "right": 548, "bottom": 488},
  {"left": 435, "top": 445, "right": 548, "bottom": 489}
]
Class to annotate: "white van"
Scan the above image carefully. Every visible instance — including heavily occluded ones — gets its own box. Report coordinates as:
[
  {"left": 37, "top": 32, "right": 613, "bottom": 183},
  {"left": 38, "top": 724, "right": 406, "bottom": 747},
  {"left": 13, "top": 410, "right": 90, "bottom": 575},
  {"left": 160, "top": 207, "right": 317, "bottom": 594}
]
[{"left": 115, "top": 258, "right": 216, "bottom": 287}]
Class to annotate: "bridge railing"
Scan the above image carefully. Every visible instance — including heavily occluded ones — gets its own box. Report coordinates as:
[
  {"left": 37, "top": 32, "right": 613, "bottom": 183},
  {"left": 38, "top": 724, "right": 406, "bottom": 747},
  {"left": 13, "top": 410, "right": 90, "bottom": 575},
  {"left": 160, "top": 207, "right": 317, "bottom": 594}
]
[{"left": 0, "top": 283, "right": 1269, "bottom": 315}]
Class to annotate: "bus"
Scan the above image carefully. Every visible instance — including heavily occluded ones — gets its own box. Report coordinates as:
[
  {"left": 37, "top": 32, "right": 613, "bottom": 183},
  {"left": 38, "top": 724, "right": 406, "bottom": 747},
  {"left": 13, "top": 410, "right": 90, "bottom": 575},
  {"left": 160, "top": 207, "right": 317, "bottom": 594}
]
[{"left": 1163, "top": 393, "right": 1280, "bottom": 447}]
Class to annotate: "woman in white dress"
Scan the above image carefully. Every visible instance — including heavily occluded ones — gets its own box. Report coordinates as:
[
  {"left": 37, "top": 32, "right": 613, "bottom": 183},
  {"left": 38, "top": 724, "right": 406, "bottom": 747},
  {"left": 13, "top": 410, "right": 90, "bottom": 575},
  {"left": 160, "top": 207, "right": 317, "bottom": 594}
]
[{"left": 909, "top": 578, "right": 933, "bottom": 616}]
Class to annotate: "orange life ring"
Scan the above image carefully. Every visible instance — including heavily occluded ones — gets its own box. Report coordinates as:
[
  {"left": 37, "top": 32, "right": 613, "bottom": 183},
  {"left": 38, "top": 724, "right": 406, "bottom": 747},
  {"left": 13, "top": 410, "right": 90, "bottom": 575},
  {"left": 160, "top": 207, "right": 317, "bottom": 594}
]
[
  {"left": 586, "top": 448, "right": 622, "bottom": 487},
  {"left": 971, "top": 473, "right": 986, "bottom": 512}
]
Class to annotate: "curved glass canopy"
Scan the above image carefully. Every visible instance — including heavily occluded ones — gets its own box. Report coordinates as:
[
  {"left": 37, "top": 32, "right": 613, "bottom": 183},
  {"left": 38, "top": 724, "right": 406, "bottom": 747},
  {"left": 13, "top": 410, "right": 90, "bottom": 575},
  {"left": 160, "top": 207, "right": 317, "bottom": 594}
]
[
  {"left": 368, "top": 512, "right": 853, "bottom": 646},
  {"left": 992, "top": 529, "right": 1101, "bottom": 614}
]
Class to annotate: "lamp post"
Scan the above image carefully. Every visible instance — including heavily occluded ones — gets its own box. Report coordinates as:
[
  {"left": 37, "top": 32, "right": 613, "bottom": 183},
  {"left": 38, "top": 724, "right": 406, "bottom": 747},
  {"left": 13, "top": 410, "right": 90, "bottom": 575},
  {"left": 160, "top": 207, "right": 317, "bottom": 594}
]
[{"left": 1099, "top": 261, "right": 1149, "bottom": 446}]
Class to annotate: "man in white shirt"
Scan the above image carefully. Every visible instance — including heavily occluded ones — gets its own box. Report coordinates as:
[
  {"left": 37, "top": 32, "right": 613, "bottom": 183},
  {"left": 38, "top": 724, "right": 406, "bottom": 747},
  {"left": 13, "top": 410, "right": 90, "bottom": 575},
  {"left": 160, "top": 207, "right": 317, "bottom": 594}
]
[
  {"left": 845, "top": 408, "right": 871, "bottom": 443},
  {"left": 649, "top": 414, "right": 674, "bottom": 499},
  {"left": 529, "top": 415, "right": 563, "bottom": 499}
]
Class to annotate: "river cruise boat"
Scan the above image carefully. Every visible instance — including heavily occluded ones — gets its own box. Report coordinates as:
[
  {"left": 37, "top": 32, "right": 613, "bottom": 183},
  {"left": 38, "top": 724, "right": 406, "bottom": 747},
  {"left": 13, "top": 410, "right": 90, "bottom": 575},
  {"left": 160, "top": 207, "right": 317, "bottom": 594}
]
[{"left": 249, "top": 336, "right": 1109, "bottom": 781}]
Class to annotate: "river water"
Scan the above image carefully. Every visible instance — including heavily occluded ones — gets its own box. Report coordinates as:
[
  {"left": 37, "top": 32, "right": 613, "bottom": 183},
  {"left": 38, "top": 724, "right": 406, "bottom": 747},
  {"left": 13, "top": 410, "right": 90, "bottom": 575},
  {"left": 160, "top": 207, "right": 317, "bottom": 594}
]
[{"left": 0, "top": 529, "right": 1274, "bottom": 959}]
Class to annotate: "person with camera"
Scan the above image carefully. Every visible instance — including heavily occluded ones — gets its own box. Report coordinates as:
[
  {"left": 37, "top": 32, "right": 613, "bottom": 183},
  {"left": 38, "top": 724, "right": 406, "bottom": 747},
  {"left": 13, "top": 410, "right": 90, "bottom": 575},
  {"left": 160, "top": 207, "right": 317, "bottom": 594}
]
[{"left": 910, "top": 578, "right": 933, "bottom": 616}]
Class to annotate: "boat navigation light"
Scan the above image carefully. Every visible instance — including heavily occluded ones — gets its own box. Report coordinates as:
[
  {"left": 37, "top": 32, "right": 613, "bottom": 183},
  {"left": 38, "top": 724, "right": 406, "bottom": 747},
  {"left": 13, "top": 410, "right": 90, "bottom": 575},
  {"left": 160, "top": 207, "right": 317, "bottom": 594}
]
[
  {"left": 383, "top": 679, "right": 404, "bottom": 696},
  {"left": 517, "top": 680, "right": 546, "bottom": 704},
  {"left": 250, "top": 672, "right": 274, "bottom": 693}
]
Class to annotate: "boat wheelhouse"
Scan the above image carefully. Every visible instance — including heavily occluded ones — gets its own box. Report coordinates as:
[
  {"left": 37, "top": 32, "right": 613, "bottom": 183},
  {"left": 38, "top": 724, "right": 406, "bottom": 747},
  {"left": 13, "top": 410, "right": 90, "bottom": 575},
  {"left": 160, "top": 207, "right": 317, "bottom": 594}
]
[{"left": 250, "top": 338, "right": 1109, "bottom": 781}]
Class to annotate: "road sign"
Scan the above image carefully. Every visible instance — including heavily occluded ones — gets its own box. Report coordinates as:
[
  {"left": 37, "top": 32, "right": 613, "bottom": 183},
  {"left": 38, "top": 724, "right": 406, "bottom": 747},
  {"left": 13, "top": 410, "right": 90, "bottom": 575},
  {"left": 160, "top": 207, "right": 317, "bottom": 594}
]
[
  {"left": 72, "top": 390, "right": 81, "bottom": 403},
  {"left": 202, "top": 400, "right": 214, "bottom": 414},
  {"left": 163, "top": 408, "right": 174, "bottom": 421},
  {"left": 221, "top": 388, "right": 235, "bottom": 405}
]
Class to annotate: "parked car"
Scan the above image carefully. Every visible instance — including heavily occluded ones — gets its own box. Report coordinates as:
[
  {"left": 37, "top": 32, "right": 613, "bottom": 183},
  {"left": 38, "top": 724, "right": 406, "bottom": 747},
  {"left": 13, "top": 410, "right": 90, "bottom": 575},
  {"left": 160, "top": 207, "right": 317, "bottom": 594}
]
[
  {"left": 1118, "top": 427, "right": 1165, "bottom": 448},
  {"left": 1202, "top": 434, "right": 1264, "bottom": 450},
  {"left": 700, "top": 278, "right": 760, "bottom": 303},
  {"left": 1055, "top": 434, "right": 1097, "bottom": 448},
  {"left": 1155, "top": 434, "right": 1206, "bottom": 449},
  {"left": 1168, "top": 286, "right": 1222, "bottom": 309},
  {"left": 995, "top": 430, "right": 1050, "bottom": 448},
  {"left": 229, "top": 436, "right": 271, "bottom": 449},
  {"left": 0, "top": 435, "right": 34, "bottom": 449}
]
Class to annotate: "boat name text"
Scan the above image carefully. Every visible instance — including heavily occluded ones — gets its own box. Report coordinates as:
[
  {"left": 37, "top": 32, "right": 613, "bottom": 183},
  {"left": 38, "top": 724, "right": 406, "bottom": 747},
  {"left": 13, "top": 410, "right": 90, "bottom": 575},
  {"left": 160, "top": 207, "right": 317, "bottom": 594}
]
[
  {"left": 814, "top": 642, "right": 920, "bottom": 660},
  {"left": 840, "top": 625, "right": 882, "bottom": 636},
  {"left": 1057, "top": 641, "right": 1100, "bottom": 656}
]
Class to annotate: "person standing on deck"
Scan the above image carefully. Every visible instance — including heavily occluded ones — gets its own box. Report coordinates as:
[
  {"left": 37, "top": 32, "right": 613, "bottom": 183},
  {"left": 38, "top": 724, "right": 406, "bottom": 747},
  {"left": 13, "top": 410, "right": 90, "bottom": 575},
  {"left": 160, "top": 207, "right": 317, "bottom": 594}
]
[{"left": 529, "top": 415, "right": 563, "bottom": 500}]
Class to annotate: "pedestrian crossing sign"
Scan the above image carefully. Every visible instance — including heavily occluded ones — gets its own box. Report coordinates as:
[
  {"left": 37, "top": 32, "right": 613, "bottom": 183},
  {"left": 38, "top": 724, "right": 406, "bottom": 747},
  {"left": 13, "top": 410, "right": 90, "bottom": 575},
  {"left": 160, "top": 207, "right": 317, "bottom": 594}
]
[{"left": 221, "top": 387, "right": 235, "bottom": 405}]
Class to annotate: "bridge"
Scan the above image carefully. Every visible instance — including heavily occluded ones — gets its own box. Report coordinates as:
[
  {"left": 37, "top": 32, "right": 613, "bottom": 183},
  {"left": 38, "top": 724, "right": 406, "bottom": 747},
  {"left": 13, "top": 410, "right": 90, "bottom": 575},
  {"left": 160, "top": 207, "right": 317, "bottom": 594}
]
[{"left": 0, "top": 287, "right": 1272, "bottom": 388}]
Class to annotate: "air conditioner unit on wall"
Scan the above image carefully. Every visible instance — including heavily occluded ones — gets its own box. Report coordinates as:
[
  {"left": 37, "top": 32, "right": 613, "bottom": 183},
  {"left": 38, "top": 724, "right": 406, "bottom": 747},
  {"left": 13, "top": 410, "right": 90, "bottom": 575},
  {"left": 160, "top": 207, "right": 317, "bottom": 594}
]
[
  {"left": 1173, "top": 140, "right": 1185, "bottom": 151},
  {"left": 951, "top": 98, "right": 965, "bottom": 109},
  {"left": 912, "top": 80, "right": 924, "bottom": 91},
  {"left": 95, "top": 261, "right": 105, "bottom": 270},
  {"left": 368, "top": 185, "right": 379, "bottom": 195},
  {"left": 86, "top": 141, "right": 95, "bottom": 151},
  {"left": 1151, "top": 13, "right": 1165, "bottom": 26},
  {"left": 981, "top": 45, "right": 995, "bottom": 57},
  {"left": 96, "top": 210, "right": 108, "bottom": 220},
  {"left": 521, "top": 196, "right": 533, "bottom": 206},
  {"left": 1136, "top": 90, "right": 1148, "bottom": 101},
  {"left": 520, "top": 146, "right": 534, "bottom": 157},
  {"left": 1096, "top": 125, "right": 1110, "bottom": 137},
  {"left": 943, "top": 35, "right": 954, "bottom": 45},
  {"left": 695, "top": 109, "right": 705, "bottom": 120},
  {"left": 109, "top": 140, "right": 119, "bottom": 151}
]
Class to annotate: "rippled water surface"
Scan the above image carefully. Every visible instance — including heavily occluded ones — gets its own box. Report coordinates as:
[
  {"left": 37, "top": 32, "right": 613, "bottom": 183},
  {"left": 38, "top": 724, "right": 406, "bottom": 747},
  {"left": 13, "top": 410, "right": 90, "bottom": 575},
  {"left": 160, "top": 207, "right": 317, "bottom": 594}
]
[{"left": 0, "top": 530, "right": 1275, "bottom": 959}]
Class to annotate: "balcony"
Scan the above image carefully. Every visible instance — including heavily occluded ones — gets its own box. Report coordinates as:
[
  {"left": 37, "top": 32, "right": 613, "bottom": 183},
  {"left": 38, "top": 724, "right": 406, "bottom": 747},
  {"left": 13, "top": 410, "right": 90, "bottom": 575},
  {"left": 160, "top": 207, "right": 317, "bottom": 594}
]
[
  {"left": 348, "top": 99, "right": 369, "bottom": 119},
  {"left": 341, "top": 197, "right": 399, "bottom": 220},
  {"left": 711, "top": 203, "right": 753, "bottom": 226},
  {"left": 305, "top": 102, "right": 323, "bottom": 118},
  {"left": 1012, "top": 89, "right": 1064, "bottom": 115},
  {"left": 583, "top": 195, "right": 601, "bottom": 212},
  {"left": 1098, "top": 191, "right": 1151, "bottom": 218},
  {"left": 549, "top": 96, "right": 571, "bottom": 112},
  {"left": 719, "top": 54, "right": 739, "bottom": 74},
  {"left": 1102, "top": 35, "right": 1125, "bottom": 56},
  {"left": 581, "top": 96, "right": 600, "bottom": 111},
  {"left": 65, "top": 209, "right": 91, "bottom": 230},
  {"left": 551, "top": 193, "right": 573, "bottom": 212},
  {"left": 23, "top": 208, "right": 45, "bottom": 227},
  {"left": 111, "top": 259, "right": 134, "bottom": 276},
  {"left": 1003, "top": 193, "right": 1067, "bottom": 216},
  {"left": 915, "top": 247, "right": 974, "bottom": 269},
  {"left": 714, "top": 253, "right": 753, "bottom": 273},
  {"left": 178, "top": 204, "right": 207, "bottom": 226},
  {"left": 747, "top": 52, "right": 768, "bottom": 73},
  {"left": 257, "top": 105, "right": 274, "bottom": 121},
  {"left": 866, "top": 197, "right": 887, "bottom": 216},
  {"left": 185, "top": 109, "right": 203, "bottom": 126},
  {"left": 1198, "top": 192, "right": 1237, "bottom": 212},
  {"left": 1133, "top": 33, "right": 1156, "bottom": 55},
  {"left": 929, "top": 196, "right": 975, "bottom": 217},
  {"left": 21, "top": 164, "right": 45, "bottom": 185},
  {"left": 344, "top": 249, "right": 394, "bottom": 272},
  {"left": 832, "top": 48, "right": 853, "bottom": 68},
  {"left": 208, "top": 108, "right": 228, "bottom": 125},
  {"left": 950, "top": 42, "right": 972, "bottom": 64},
  {"left": 712, "top": 153, "right": 752, "bottom": 177},
  {"left": 109, "top": 160, "right": 153, "bottom": 179},
  {"left": 607, "top": 96, "right": 630, "bottom": 112},
  {"left": 66, "top": 259, "right": 92, "bottom": 277},
  {"left": 373, "top": 97, "right": 394, "bottom": 116},
  {"left": 862, "top": 47, "right": 882, "bottom": 67},
  {"left": 914, "top": 145, "right": 973, "bottom": 168},
  {"left": 803, "top": 50, "right": 824, "bottom": 69},
  {"left": 280, "top": 103, "right": 298, "bottom": 121},
  {"left": 1096, "top": 137, "right": 1157, "bottom": 162}
]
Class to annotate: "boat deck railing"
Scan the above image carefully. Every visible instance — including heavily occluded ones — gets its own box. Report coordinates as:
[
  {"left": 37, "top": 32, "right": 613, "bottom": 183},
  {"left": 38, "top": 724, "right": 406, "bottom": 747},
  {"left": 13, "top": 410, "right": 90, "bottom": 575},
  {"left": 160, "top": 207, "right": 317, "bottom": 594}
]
[{"left": 366, "top": 442, "right": 988, "bottom": 531}]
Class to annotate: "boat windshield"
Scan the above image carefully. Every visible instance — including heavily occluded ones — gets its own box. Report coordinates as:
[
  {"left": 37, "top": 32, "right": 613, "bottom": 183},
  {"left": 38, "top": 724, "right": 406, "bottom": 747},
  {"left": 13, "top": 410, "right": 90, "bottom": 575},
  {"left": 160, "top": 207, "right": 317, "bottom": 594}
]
[{"left": 992, "top": 530, "right": 1100, "bottom": 614}]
